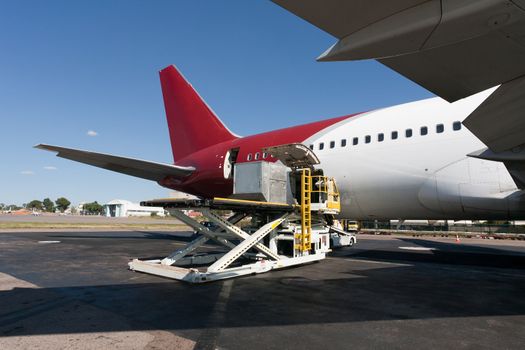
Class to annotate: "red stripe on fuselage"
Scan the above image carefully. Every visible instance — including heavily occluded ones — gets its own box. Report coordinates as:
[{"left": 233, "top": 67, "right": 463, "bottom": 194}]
[
  {"left": 159, "top": 112, "right": 361, "bottom": 197},
  {"left": 231, "top": 114, "right": 354, "bottom": 163}
]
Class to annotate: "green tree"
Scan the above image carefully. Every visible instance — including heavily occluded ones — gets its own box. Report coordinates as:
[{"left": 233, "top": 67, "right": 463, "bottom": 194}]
[
  {"left": 83, "top": 201, "right": 104, "bottom": 215},
  {"left": 26, "top": 200, "right": 43, "bottom": 211},
  {"left": 55, "top": 197, "right": 71, "bottom": 212},
  {"left": 42, "top": 198, "right": 54, "bottom": 212}
]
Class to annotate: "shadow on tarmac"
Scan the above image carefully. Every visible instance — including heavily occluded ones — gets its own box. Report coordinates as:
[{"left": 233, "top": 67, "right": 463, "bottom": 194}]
[
  {"left": 2, "top": 255, "right": 525, "bottom": 338},
  {"left": 344, "top": 237, "right": 525, "bottom": 268},
  {"left": 1, "top": 232, "right": 525, "bottom": 345}
]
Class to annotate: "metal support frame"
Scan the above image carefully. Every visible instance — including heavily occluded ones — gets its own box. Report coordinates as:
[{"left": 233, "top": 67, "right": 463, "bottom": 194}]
[
  {"left": 128, "top": 147, "right": 344, "bottom": 283},
  {"left": 207, "top": 213, "right": 290, "bottom": 273},
  {"left": 201, "top": 209, "right": 280, "bottom": 261},
  {"left": 128, "top": 206, "right": 325, "bottom": 283}
]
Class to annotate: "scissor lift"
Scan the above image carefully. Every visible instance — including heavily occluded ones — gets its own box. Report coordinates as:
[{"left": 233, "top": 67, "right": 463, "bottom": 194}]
[{"left": 128, "top": 143, "right": 342, "bottom": 283}]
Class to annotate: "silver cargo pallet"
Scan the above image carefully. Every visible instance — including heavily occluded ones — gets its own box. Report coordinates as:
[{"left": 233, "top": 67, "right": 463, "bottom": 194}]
[{"left": 128, "top": 197, "right": 328, "bottom": 283}]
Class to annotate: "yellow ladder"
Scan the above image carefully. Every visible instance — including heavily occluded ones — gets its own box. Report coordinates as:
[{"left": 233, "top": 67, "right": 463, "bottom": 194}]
[{"left": 299, "top": 168, "right": 312, "bottom": 252}]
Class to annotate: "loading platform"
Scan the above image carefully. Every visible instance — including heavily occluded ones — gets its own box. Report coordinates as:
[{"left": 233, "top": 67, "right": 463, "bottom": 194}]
[
  {"left": 141, "top": 197, "right": 296, "bottom": 213},
  {"left": 128, "top": 143, "right": 351, "bottom": 283}
]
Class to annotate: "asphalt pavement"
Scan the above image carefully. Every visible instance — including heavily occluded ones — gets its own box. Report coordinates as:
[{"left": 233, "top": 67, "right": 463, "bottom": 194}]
[{"left": 1, "top": 231, "right": 525, "bottom": 349}]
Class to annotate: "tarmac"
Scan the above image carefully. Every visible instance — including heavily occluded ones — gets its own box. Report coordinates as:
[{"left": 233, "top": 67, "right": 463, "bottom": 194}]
[{"left": 1, "top": 230, "right": 525, "bottom": 349}]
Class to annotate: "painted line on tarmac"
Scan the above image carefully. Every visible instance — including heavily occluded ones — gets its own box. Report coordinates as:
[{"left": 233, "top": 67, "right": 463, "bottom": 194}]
[
  {"left": 195, "top": 279, "right": 234, "bottom": 350},
  {"left": 37, "top": 240, "right": 61, "bottom": 244},
  {"left": 327, "top": 257, "right": 412, "bottom": 266},
  {"left": 398, "top": 246, "right": 436, "bottom": 251}
]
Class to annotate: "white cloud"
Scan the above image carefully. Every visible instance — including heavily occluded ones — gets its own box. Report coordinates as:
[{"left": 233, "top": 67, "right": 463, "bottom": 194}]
[
  {"left": 20, "top": 170, "right": 35, "bottom": 175},
  {"left": 87, "top": 130, "right": 98, "bottom": 137},
  {"left": 43, "top": 166, "right": 57, "bottom": 170}
]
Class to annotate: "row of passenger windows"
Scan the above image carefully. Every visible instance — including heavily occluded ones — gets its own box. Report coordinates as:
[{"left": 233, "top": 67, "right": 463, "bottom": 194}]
[
  {"left": 246, "top": 151, "right": 269, "bottom": 161},
  {"left": 245, "top": 121, "right": 462, "bottom": 160},
  {"left": 312, "top": 121, "right": 462, "bottom": 151}
]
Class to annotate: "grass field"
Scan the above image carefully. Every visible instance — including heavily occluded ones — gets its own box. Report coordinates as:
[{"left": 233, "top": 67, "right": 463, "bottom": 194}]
[{"left": 0, "top": 214, "right": 189, "bottom": 230}]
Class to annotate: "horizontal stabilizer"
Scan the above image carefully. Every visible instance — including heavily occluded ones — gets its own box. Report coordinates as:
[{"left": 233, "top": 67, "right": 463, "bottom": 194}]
[{"left": 35, "top": 144, "right": 194, "bottom": 182}]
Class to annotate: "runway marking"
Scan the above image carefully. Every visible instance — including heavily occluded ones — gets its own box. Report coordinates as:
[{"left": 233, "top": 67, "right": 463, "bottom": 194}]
[
  {"left": 37, "top": 240, "right": 61, "bottom": 244},
  {"left": 195, "top": 279, "right": 234, "bottom": 350},
  {"left": 327, "top": 257, "right": 412, "bottom": 266},
  {"left": 398, "top": 246, "right": 436, "bottom": 251}
]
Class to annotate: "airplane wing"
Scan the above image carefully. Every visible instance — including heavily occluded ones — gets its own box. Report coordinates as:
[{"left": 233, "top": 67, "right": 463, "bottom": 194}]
[
  {"left": 35, "top": 144, "right": 195, "bottom": 182},
  {"left": 463, "top": 76, "right": 525, "bottom": 153},
  {"left": 272, "top": 0, "right": 525, "bottom": 102},
  {"left": 464, "top": 75, "right": 525, "bottom": 189},
  {"left": 273, "top": 0, "right": 525, "bottom": 188}
]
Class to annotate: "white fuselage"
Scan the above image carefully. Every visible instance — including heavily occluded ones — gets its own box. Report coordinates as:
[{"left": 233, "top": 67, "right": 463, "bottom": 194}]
[{"left": 305, "top": 89, "right": 525, "bottom": 220}]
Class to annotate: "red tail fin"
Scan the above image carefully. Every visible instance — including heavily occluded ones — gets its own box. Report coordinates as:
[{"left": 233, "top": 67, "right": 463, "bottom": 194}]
[{"left": 160, "top": 65, "right": 237, "bottom": 161}]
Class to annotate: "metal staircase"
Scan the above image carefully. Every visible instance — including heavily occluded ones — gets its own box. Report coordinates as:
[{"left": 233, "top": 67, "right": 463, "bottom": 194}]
[{"left": 297, "top": 168, "right": 312, "bottom": 252}]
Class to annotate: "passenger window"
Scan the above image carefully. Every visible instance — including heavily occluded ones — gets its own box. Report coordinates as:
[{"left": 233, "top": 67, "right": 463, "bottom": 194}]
[
  {"left": 330, "top": 141, "right": 335, "bottom": 149},
  {"left": 391, "top": 131, "right": 398, "bottom": 140},
  {"left": 309, "top": 145, "right": 314, "bottom": 150},
  {"left": 262, "top": 152, "right": 268, "bottom": 159},
  {"left": 365, "top": 135, "right": 371, "bottom": 144},
  {"left": 247, "top": 153, "right": 252, "bottom": 161},
  {"left": 436, "top": 124, "right": 444, "bottom": 133},
  {"left": 254, "top": 152, "right": 260, "bottom": 160},
  {"left": 378, "top": 133, "right": 384, "bottom": 142},
  {"left": 406, "top": 129, "right": 413, "bottom": 138},
  {"left": 352, "top": 137, "right": 358, "bottom": 145},
  {"left": 420, "top": 126, "right": 428, "bottom": 136},
  {"left": 341, "top": 139, "right": 347, "bottom": 147},
  {"left": 453, "top": 121, "right": 461, "bottom": 131},
  {"left": 319, "top": 142, "right": 324, "bottom": 150}
]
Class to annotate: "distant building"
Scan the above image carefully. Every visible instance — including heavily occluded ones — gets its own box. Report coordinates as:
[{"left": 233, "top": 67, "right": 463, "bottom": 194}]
[
  {"left": 104, "top": 199, "right": 165, "bottom": 217},
  {"left": 76, "top": 202, "right": 85, "bottom": 214},
  {"left": 10, "top": 209, "right": 31, "bottom": 216}
]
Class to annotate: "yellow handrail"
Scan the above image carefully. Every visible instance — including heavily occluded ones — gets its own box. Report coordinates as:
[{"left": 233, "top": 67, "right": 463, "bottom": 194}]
[
  {"left": 295, "top": 171, "right": 340, "bottom": 253},
  {"left": 299, "top": 168, "right": 312, "bottom": 252},
  {"left": 311, "top": 176, "right": 340, "bottom": 211}
]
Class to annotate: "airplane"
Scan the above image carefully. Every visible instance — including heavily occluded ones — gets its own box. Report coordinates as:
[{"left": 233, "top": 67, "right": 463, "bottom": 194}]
[{"left": 36, "top": 63, "right": 525, "bottom": 220}]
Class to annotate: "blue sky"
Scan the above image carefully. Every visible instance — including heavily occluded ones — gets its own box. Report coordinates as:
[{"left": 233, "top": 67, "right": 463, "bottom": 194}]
[{"left": 0, "top": 0, "right": 433, "bottom": 206}]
